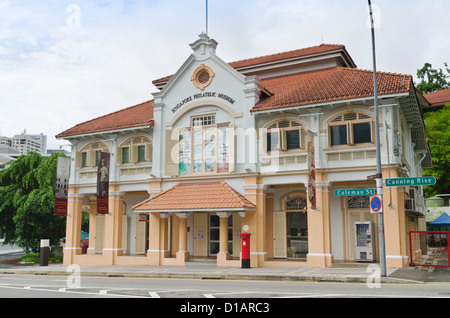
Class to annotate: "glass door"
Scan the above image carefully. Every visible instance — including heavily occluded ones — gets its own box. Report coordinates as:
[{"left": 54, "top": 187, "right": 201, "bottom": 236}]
[
  {"left": 286, "top": 212, "right": 308, "bottom": 258},
  {"left": 209, "top": 214, "right": 232, "bottom": 256}
]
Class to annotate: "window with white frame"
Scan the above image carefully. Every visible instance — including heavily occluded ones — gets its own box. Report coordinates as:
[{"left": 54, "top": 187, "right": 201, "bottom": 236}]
[
  {"left": 264, "top": 119, "right": 304, "bottom": 153},
  {"left": 328, "top": 112, "right": 373, "bottom": 146},
  {"left": 79, "top": 143, "right": 109, "bottom": 168},
  {"left": 119, "top": 137, "right": 152, "bottom": 164},
  {"left": 178, "top": 114, "right": 232, "bottom": 175}
]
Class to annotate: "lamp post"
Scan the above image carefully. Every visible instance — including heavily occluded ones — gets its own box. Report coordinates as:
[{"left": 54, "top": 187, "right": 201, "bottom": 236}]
[{"left": 368, "top": 0, "right": 387, "bottom": 277}]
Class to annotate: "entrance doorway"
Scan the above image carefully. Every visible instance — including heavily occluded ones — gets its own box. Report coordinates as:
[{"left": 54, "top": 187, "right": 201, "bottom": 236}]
[
  {"left": 192, "top": 213, "right": 241, "bottom": 258},
  {"left": 286, "top": 211, "right": 308, "bottom": 258},
  {"left": 273, "top": 211, "right": 308, "bottom": 259},
  {"left": 193, "top": 213, "right": 208, "bottom": 257},
  {"left": 209, "top": 214, "right": 232, "bottom": 256}
]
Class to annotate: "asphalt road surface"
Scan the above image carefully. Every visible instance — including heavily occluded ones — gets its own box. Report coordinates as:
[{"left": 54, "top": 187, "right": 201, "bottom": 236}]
[{"left": 0, "top": 273, "right": 449, "bottom": 299}]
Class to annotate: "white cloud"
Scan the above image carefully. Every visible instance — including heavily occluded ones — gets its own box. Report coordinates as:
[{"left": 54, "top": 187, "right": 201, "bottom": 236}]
[{"left": 0, "top": 0, "right": 449, "bottom": 150}]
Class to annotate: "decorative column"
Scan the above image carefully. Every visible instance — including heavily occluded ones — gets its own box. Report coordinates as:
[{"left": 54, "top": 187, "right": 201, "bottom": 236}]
[
  {"left": 150, "top": 100, "right": 163, "bottom": 178},
  {"left": 306, "top": 175, "right": 333, "bottom": 267},
  {"left": 243, "top": 176, "right": 266, "bottom": 267},
  {"left": 176, "top": 213, "right": 189, "bottom": 262},
  {"left": 87, "top": 196, "right": 97, "bottom": 255},
  {"left": 147, "top": 212, "right": 161, "bottom": 265},
  {"left": 217, "top": 212, "right": 231, "bottom": 265},
  {"left": 102, "top": 185, "right": 124, "bottom": 265},
  {"left": 382, "top": 167, "right": 409, "bottom": 267},
  {"left": 63, "top": 188, "right": 83, "bottom": 265},
  {"left": 159, "top": 213, "right": 170, "bottom": 259}
]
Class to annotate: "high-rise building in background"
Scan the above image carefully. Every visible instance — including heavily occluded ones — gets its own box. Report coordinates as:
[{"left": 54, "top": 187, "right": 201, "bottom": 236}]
[{"left": 12, "top": 130, "right": 47, "bottom": 155}]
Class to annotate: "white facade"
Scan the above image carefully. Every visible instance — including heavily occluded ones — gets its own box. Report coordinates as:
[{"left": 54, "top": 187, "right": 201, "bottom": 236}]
[{"left": 59, "top": 35, "right": 431, "bottom": 268}]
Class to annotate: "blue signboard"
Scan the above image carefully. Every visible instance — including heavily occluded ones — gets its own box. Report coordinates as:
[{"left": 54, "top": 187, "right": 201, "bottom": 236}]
[{"left": 370, "top": 195, "right": 382, "bottom": 213}]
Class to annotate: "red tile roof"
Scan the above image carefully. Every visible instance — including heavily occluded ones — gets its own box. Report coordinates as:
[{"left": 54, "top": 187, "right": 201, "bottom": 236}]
[
  {"left": 424, "top": 88, "right": 450, "bottom": 106},
  {"left": 57, "top": 44, "right": 414, "bottom": 138},
  {"left": 228, "top": 44, "right": 352, "bottom": 69},
  {"left": 132, "top": 181, "right": 256, "bottom": 212},
  {"left": 252, "top": 67, "right": 412, "bottom": 112},
  {"left": 56, "top": 100, "right": 154, "bottom": 138},
  {"left": 152, "top": 44, "right": 354, "bottom": 85}
]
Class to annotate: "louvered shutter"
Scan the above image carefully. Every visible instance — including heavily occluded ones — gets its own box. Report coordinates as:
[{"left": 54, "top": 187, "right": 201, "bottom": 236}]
[
  {"left": 164, "top": 129, "right": 179, "bottom": 176},
  {"left": 228, "top": 121, "right": 235, "bottom": 173}
]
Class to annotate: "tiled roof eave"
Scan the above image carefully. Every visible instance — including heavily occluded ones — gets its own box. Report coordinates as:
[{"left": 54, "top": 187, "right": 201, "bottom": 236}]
[
  {"left": 133, "top": 207, "right": 256, "bottom": 213},
  {"left": 56, "top": 121, "right": 154, "bottom": 139},
  {"left": 132, "top": 181, "right": 256, "bottom": 212},
  {"left": 251, "top": 91, "right": 411, "bottom": 113}
]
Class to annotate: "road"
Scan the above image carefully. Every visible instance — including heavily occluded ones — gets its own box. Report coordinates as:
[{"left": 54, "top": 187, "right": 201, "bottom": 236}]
[{"left": 0, "top": 274, "right": 449, "bottom": 299}]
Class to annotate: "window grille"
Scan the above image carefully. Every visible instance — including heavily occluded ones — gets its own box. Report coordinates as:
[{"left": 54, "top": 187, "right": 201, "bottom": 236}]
[
  {"left": 347, "top": 196, "right": 370, "bottom": 209},
  {"left": 192, "top": 115, "right": 216, "bottom": 127}
]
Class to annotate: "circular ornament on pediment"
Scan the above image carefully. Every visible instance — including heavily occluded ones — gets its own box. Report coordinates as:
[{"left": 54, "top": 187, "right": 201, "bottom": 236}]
[{"left": 191, "top": 64, "right": 214, "bottom": 90}]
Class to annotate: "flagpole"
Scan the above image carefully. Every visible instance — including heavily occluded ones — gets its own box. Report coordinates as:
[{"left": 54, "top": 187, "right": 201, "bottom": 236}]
[
  {"left": 368, "top": 0, "right": 387, "bottom": 277},
  {"left": 206, "top": 0, "right": 209, "bottom": 36}
]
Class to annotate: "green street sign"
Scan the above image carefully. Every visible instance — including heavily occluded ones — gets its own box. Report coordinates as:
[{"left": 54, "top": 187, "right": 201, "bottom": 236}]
[
  {"left": 334, "top": 188, "right": 376, "bottom": 196},
  {"left": 385, "top": 177, "right": 436, "bottom": 187}
]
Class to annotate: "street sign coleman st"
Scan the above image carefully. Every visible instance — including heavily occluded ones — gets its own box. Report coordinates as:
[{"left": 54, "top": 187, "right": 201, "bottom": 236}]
[
  {"left": 334, "top": 188, "right": 375, "bottom": 196},
  {"left": 385, "top": 176, "right": 436, "bottom": 187}
]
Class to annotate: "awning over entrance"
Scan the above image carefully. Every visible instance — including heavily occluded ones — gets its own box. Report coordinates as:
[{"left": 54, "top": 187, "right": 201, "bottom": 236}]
[{"left": 132, "top": 181, "right": 256, "bottom": 213}]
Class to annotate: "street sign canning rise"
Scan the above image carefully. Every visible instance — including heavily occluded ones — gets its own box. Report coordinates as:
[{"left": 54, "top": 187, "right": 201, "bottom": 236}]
[{"left": 385, "top": 177, "right": 436, "bottom": 187}]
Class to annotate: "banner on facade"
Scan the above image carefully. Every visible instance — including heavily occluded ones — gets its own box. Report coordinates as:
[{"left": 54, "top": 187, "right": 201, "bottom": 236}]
[
  {"left": 307, "top": 131, "right": 316, "bottom": 210},
  {"left": 55, "top": 156, "right": 70, "bottom": 216},
  {"left": 97, "top": 152, "right": 110, "bottom": 214}
]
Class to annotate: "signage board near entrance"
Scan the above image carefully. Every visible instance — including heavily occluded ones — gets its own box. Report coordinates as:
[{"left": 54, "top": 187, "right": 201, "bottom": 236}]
[
  {"left": 334, "top": 189, "right": 375, "bottom": 196},
  {"left": 385, "top": 177, "right": 436, "bottom": 187}
]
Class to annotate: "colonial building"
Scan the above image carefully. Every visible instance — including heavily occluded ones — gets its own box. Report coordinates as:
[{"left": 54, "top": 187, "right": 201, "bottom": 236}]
[{"left": 57, "top": 34, "right": 431, "bottom": 268}]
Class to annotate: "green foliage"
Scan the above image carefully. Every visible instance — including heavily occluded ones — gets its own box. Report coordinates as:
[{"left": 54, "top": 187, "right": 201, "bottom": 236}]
[
  {"left": 423, "top": 105, "right": 450, "bottom": 197},
  {"left": 21, "top": 253, "right": 62, "bottom": 263},
  {"left": 416, "top": 62, "right": 450, "bottom": 94},
  {"left": 0, "top": 152, "right": 67, "bottom": 253}
]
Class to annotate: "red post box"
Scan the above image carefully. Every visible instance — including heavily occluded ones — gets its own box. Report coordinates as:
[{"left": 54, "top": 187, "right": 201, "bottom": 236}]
[{"left": 241, "top": 232, "right": 251, "bottom": 268}]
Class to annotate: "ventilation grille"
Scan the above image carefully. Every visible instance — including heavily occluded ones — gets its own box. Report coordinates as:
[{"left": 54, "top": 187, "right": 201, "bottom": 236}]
[{"left": 198, "top": 70, "right": 210, "bottom": 84}]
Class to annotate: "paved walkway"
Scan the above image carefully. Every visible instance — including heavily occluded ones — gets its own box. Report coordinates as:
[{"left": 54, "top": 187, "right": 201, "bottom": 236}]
[
  {"left": 1, "top": 245, "right": 448, "bottom": 284},
  {"left": 2, "top": 261, "right": 448, "bottom": 284}
]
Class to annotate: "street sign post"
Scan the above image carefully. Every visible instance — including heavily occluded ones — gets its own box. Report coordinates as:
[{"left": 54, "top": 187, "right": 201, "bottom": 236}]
[
  {"left": 385, "top": 177, "right": 436, "bottom": 187},
  {"left": 370, "top": 195, "right": 383, "bottom": 214},
  {"left": 334, "top": 189, "right": 376, "bottom": 196},
  {"left": 368, "top": 0, "right": 386, "bottom": 277}
]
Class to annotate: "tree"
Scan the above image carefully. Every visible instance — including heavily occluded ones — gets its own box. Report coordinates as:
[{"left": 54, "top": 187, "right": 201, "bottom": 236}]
[
  {"left": 423, "top": 104, "right": 450, "bottom": 197},
  {"left": 416, "top": 62, "right": 450, "bottom": 94},
  {"left": 0, "top": 152, "right": 42, "bottom": 244},
  {"left": 0, "top": 152, "right": 67, "bottom": 253}
]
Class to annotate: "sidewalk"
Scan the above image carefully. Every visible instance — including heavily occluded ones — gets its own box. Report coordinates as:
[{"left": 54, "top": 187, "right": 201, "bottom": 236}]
[{"left": 2, "top": 261, "right": 447, "bottom": 284}]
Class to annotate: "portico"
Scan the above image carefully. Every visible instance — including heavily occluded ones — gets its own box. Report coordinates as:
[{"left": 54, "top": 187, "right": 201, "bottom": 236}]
[{"left": 132, "top": 181, "right": 256, "bottom": 266}]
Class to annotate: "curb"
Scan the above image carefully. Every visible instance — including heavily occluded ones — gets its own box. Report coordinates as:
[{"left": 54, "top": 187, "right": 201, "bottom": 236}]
[{"left": 0, "top": 267, "right": 424, "bottom": 284}]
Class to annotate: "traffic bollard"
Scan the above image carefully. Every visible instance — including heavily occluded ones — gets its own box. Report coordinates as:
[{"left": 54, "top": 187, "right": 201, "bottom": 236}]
[{"left": 40, "top": 239, "right": 49, "bottom": 266}]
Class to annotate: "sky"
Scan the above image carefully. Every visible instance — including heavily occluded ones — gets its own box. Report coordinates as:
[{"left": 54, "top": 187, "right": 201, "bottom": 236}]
[{"left": 0, "top": 0, "right": 449, "bottom": 150}]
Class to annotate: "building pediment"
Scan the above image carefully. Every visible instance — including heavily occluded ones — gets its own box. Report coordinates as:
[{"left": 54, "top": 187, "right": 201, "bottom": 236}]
[{"left": 152, "top": 34, "right": 259, "bottom": 128}]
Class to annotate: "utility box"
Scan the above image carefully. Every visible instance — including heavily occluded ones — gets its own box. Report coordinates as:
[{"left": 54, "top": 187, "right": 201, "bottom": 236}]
[{"left": 354, "top": 222, "right": 375, "bottom": 262}]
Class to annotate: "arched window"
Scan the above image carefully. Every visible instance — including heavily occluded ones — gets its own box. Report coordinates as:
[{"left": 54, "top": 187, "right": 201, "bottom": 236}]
[
  {"left": 119, "top": 136, "right": 152, "bottom": 164},
  {"left": 79, "top": 142, "right": 109, "bottom": 168},
  {"left": 178, "top": 114, "right": 233, "bottom": 175},
  {"left": 264, "top": 119, "right": 303, "bottom": 152},
  {"left": 328, "top": 111, "right": 373, "bottom": 146}
]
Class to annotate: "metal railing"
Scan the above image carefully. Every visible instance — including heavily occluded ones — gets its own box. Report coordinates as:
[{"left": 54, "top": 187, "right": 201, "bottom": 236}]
[{"left": 409, "top": 231, "right": 450, "bottom": 267}]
